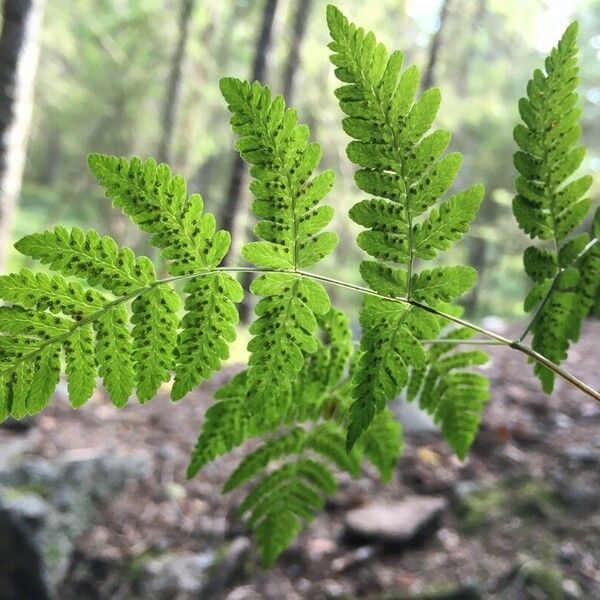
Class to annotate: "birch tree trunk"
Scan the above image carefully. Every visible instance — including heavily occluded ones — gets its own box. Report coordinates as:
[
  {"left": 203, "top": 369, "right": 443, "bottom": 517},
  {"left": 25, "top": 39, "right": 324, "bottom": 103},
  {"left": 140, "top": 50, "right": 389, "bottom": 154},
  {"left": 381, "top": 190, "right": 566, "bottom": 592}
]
[{"left": 0, "top": 0, "right": 46, "bottom": 272}]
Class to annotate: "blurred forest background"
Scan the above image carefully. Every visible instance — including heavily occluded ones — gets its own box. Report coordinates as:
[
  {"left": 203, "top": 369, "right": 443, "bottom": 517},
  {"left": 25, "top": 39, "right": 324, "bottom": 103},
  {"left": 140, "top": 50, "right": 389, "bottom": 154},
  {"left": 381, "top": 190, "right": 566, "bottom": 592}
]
[
  {"left": 2, "top": 0, "right": 599, "bottom": 321},
  {"left": 1, "top": 2, "right": 600, "bottom": 599}
]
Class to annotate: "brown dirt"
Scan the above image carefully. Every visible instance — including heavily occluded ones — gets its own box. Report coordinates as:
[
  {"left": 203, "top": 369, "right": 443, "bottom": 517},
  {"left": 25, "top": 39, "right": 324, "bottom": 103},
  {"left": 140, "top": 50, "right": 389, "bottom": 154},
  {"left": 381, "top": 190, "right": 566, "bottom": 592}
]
[{"left": 1, "top": 322, "right": 599, "bottom": 599}]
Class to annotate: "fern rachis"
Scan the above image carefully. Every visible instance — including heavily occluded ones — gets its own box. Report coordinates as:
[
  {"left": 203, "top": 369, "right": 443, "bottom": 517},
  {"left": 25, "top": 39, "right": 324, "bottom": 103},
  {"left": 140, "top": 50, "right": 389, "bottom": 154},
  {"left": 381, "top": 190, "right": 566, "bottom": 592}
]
[{"left": 0, "top": 5, "right": 598, "bottom": 566}]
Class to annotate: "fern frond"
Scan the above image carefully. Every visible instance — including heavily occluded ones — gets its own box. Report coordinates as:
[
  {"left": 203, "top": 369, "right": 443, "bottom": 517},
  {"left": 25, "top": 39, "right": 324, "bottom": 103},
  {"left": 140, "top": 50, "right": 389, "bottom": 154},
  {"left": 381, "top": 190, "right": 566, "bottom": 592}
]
[
  {"left": 15, "top": 226, "right": 156, "bottom": 295},
  {"left": 131, "top": 285, "right": 181, "bottom": 402},
  {"left": 245, "top": 274, "right": 330, "bottom": 412},
  {"left": 0, "top": 270, "right": 106, "bottom": 317},
  {"left": 0, "top": 154, "right": 244, "bottom": 419},
  {"left": 327, "top": 5, "right": 483, "bottom": 446},
  {"left": 220, "top": 78, "right": 338, "bottom": 270},
  {"left": 187, "top": 307, "right": 354, "bottom": 478},
  {"left": 171, "top": 273, "right": 244, "bottom": 400},
  {"left": 222, "top": 421, "right": 360, "bottom": 495},
  {"left": 408, "top": 327, "right": 490, "bottom": 459},
  {"left": 95, "top": 307, "right": 134, "bottom": 408},
  {"left": 240, "top": 457, "right": 334, "bottom": 566},
  {"left": 88, "top": 154, "right": 231, "bottom": 275},
  {"left": 513, "top": 22, "right": 599, "bottom": 392},
  {"left": 359, "top": 408, "right": 403, "bottom": 482},
  {"left": 64, "top": 324, "right": 97, "bottom": 407},
  {"left": 221, "top": 78, "right": 338, "bottom": 412}
]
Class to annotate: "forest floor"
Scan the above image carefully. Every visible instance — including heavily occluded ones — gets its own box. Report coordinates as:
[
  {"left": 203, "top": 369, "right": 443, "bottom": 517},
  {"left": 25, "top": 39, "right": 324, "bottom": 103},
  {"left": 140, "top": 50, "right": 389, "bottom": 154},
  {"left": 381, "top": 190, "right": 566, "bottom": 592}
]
[{"left": 1, "top": 323, "right": 599, "bottom": 599}]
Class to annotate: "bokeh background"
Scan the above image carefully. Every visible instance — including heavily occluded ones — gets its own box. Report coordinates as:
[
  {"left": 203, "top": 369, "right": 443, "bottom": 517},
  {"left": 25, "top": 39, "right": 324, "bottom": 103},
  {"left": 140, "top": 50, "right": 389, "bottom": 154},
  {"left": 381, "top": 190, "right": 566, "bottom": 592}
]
[
  {"left": 4, "top": 0, "right": 600, "bottom": 317},
  {"left": 0, "top": 1, "right": 599, "bottom": 599}
]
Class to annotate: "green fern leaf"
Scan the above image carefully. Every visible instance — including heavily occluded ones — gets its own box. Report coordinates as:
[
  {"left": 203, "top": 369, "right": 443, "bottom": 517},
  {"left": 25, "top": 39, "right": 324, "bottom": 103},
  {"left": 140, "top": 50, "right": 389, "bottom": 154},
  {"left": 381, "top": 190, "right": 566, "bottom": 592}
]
[
  {"left": 220, "top": 77, "right": 338, "bottom": 270},
  {"left": 513, "top": 21, "right": 599, "bottom": 392},
  {"left": 28, "top": 345, "right": 62, "bottom": 413},
  {"left": 172, "top": 273, "right": 243, "bottom": 401},
  {"left": 0, "top": 306, "right": 71, "bottom": 337},
  {"left": 0, "top": 270, "right": 105, "bottom": 317},
  {"left": 88, "top": 154, "right": 231, "bottom": 275},
  {"left": 185, "top": 377, "right": 254, "bottom": 479},
  {"left": 95, "top": 307, "right": 134, "bottom": 408},
  {"left": 7, "top": 362, "right": 34, "bottom": 419},
  {"left": 245, "top": 273, "right": 330, "bottom": 412},
  {"left": 238, "top": 457, "right": 337, "bottom": 566},
  {"left": 411, "top": 266, "right": 477, "bottom": 306},
  {"left": 221, "top": 77, "right": 337, "bottom": 412},
  {"left": 359, "top": 408, "right": 403, "bottom": 482},
  {"left": 304, "top": 422, "right": 361, "bottom": 478},
  {"left": 222, "top": 427, "right": 306, "bottom": 493},
  {"left": 64, "top": 324, "right": 96, "bottom": 408},
  {"left": 412, "top": 186, "right": 484, "bottom": 260},
  {"left": 187, "top": 308, "right": 354, "bottom": 479},
  {"left": 327, "top": 5, "right": 483, "bottom": 446},
  {"left": 14, "top": 226, "right": 156, "bottom": 295},
  {"left": 131, "top": 285, "right": 180, "bottom": 402},
  {"left": 409, "top": 326, "right": 490, "bottom": 458}
]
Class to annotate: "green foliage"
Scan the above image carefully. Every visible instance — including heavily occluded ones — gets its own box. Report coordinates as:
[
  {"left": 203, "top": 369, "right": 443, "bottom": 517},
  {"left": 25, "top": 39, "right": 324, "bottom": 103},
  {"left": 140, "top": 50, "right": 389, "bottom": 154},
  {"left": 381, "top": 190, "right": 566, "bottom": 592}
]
[
  {"left": 407, "top": 326, "right": 490, "bottom": 459},
  {"left": 513, "top": 22, "right": 600, "bottom": 392},
  {"left": 0, "top": 4, "right": 597, "bottom": 568},
  {"left": 327, "top": 4, "right": 484, "bottom": 447},
  {"left": 15, "top": 226, "right": 156, "bottom": 295},
  {"left": 0, "top": 156, "right": 239, "bottom": 415},
  {"left": 220, "top": 77, "right": 337, "bottom": 412},
  {"left": 88, "top": 154, "right": 231, "bottom": 275}
]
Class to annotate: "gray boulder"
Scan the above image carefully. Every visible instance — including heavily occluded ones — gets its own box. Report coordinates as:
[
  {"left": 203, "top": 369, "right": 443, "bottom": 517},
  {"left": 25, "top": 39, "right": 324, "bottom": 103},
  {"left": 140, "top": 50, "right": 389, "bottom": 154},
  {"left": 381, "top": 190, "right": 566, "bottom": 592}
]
[
  {"left": 0, "top": 447, "right": 149, "bottom": 599},
  {"left": 343, "top": 495, "right": 448, "bottom": 547}
]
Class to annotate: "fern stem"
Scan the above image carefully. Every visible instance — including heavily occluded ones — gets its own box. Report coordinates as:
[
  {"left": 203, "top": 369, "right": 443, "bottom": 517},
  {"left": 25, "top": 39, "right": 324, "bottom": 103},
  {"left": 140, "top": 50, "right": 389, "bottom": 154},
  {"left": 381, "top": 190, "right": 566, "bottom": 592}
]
[
  {"left": 517, "top": 236, "right": 599, "bottom": 345},
  {"left": 4, "top": 266, "right": 598, "bottom": 405},
  {"left": 419, "top": 339, "right": 506, "bottom": 345},
  {"left": 517, "top": 275, "right": 558, "bottom": 343},
  {"left": 293, "top": 270, "right": 600, "bottom": 403}
]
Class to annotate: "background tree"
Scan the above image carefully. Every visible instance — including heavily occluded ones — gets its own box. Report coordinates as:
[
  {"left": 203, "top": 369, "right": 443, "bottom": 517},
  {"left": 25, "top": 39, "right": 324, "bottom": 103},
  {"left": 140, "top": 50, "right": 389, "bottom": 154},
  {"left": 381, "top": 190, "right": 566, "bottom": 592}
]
[
  {"left": 219, "top": 0, "right": 279, "bottom": 265},
  {"left": 0, "top": 0, "right": 45, "bottom": 272},
  {"left": 420, "top": 0, "right": 452, "bottom": 90},
  {"left": 157, "top": 0, "right": 196, "bottom": 166},
  {"left": 282, "top": 0, "right": 313, "bottom": 102}
]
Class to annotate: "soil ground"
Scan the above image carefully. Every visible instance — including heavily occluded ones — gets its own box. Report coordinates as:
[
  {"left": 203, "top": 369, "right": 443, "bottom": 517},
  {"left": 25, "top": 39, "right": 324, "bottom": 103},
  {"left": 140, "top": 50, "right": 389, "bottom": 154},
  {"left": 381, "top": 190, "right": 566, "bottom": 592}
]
[{"left": 1, "top": 323, "right": 599, "bottom": 599}]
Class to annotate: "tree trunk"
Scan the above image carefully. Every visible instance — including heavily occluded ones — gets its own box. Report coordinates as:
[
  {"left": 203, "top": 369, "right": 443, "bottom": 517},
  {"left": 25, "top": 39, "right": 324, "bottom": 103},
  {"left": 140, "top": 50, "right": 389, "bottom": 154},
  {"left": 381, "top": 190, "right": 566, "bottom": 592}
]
[
  {"left": 220, "top": 0, "right": 279, "bottom": 265},
  {"left": 282, "top": 0, "right": 313, "bottom": 102},
  {"left": 421, "top": 0, "right": 452, "bottom": 90},
  {"left": 0, "top": 0, "right": 46, "bottom": 272},
  {"left": 157, "top": 0, "right": 195, "bottom": 165}
]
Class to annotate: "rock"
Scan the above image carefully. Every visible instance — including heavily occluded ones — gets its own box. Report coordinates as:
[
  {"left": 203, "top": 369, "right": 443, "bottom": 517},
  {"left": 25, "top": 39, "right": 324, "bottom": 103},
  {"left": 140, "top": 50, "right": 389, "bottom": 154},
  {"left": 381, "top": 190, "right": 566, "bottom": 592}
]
[
  {"left": 563, "top": 445, "right": 600, "bottom": 468},
  {"left": 137, "top": 551, "right": 215, "bottom": 599},
  {"left": 0, "top": 449, "right": 150, "bottom": 598},
  {"left": 331, "top": 545, "right": 377, "bottom": 573},
  {"left": 387, "top": 584, "right": 482, "bottom": 600},
  {"left": 343, "top": 495, "right": 448, "bottom": 547},
  {"left": 136, "top": 537, "right": 252, "bottom": 600},
  {"left": 563, "top": 579, "right": 582, "bottom": 599},
  {"left": 201, "top": 537, "right": 251, "bottom": 598},
  {"left": 0, "top": 494, "right": 51, "bottom": 600},
  {"left": 393, "top": 399, "right": 438, "bottom": 433}
]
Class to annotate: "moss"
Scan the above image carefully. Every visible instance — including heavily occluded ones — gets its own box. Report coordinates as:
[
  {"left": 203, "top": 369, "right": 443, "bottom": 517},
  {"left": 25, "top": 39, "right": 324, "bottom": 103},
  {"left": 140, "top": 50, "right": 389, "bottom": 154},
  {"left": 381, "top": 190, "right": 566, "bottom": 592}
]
[
  {"left": 457, "top": 477, "right": 560, "bottom": 531},
  {"left": 128, "top": 549, "right": 159, "bottom": 580},
  {"left": 2, "top": 482, "right": 51, "bottom": 500},
  {"left": 519, "top": 560, "right": 565, "bottom": 600}
]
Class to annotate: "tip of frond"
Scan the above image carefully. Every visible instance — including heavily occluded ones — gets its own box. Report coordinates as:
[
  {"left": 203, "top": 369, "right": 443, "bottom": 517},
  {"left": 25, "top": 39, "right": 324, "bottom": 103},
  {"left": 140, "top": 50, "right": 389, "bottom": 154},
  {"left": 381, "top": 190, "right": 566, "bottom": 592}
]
[
  {"left": 87, "top": 152, "right": 104, "bottom": 170},
  {"left": 562, "top": 21, "right": 579, "bottom": 43},
  {"left": 326, "top": 4, "right": 346, "bottom": 35}
]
